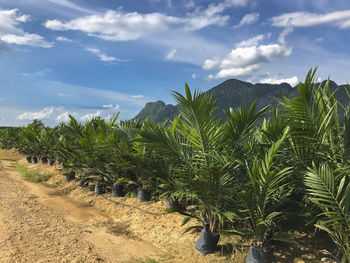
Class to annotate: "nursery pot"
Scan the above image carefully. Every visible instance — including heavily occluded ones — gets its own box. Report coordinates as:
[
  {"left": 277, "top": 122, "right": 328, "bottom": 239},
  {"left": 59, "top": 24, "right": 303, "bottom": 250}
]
[
  {"left": 164, "top": 196, "right": 179, "bottom": 210},
  {"left": 66, "top": 172, "right": 75, "bottom": 182},
  {"left": 137, "top": 188, "right": 150, "bottom": 202},
  {"left": 79, "top": 180, "right": 88, "bottom": 187},
  {"left": 246, "top": 245, "right": 272, "bottom": 263},
  {"left": 26, "top": 156, "right": 32, "bottom": 163},
  {"left": 48, "top": 159, "right": 54, "bottom": 166},
  {"left": 40, "top": 157, "right": 48, "bottom": 164},
  {"left": 95, "top": 181, "right": 103, "bottom": 195},
  {"left": 111, "top": 184, "right": 124, "bottom": 197},
  {"left": 31, "top": 156, "right": 38, "bottom": 164},
  {"left": 194, "top": 228, "right": 220, "bottom": 256}
]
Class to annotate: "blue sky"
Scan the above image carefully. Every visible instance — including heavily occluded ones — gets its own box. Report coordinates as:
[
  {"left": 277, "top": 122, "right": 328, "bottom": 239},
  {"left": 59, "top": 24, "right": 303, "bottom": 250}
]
[{"left": 1, "top": 0, "right": 350, "bottom": 126}]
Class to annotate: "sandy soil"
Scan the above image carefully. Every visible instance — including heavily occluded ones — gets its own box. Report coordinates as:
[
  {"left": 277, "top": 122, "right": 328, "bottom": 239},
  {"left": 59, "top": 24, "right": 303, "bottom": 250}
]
[
  {"left": 0, "top": 150, "right": 338, "bottom": 263},
  {"left": 0, "top": 158, "right": 163, "bottom": 263}
]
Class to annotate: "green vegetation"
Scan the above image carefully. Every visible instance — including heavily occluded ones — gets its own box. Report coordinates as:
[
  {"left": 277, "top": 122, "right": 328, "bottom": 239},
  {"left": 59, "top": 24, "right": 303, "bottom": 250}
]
[
  {"left": 0, "top": 68, "right": 349, "bottom": 262},
  {"left": 16, "top": 163, "right": 52, "bottom": 183}
]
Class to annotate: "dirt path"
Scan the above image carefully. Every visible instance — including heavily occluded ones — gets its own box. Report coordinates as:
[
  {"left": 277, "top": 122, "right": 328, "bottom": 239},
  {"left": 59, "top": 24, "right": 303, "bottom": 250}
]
[{"left": 0, "top": 159, "right": 164, "bottom": 263}]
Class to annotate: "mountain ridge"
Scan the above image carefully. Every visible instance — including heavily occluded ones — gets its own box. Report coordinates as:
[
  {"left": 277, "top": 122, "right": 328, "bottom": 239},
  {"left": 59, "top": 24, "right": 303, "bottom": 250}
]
[{"left": 134, "top": 78, "right": 348, "bottom": 122}]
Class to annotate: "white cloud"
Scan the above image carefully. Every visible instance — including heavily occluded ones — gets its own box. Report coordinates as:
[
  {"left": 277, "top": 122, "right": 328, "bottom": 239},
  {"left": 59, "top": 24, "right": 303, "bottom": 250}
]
[
  {"left": 85, "top": 46, "right": 123, "bottom": 62},
  {"left": 218, "top": 44, "right": 291, "bottom": 69},
  {"left": 192, "top": 73, "right": 197, "bottom": 79},
  {"left": 42, "top": 2, "right": 250, "bottom": 66},
  {"left": 45, "top": 79, "right": 149, "bottom": 106},
  {"left": 204, "top": 43, "right": 292, "bottom": 79},
  {"left": 271, "top": 10, "right": 350, "bottom": 29},
  {"left": 185, "top": 0, "right": 195, "bottom": 9},
  {"left": 17, "top": 107, "right": 55, "bottom": 121},
  {"left": 21, "top": 68, "right": 52, "bottom": 77},
  {"left": 151, "top": 0, "right": 172, "bottom": 8},
  {"left": 204, "top": 0, "right": 248, "bottom": 16},
  {"left": 278, "top": 20, "right": 294, "bottom": 44},
  {"left": 56, "top": 111, "right": 70, "bottom": 122},
  {"left": 235, "top": 34, "right": 266, "bottom": 48},
  {"left": 56, "top": 36, "right": 72, "bottom": 42},
  {"left": 165, "top": 48, "right": 177, "bottom": 60},
  {"left": 103, "top": 104, "right": 120, "bottom": 110},
  {"left": 209, "top": 64, "right": 260, "bottom": 79},
  {"left": 0, "top": 9, "right": 51, "bottom": 48},
  {"left": 203, "top": 57, "right": 220, "bottom": 70},
  {"left": 0, "top": 33, "right": 53, "bottom": 48},
  {"left": 45, "top": 1, "right": 249, "bottom": 41},
  {"left": 80, "top": 110, "right": 102, "bottom": 122},
  {"left": 235, "top": 13, "right": 259, "bottom": 28},
  {"left": 259, "top": 76, "right": 299, "bottom": 86},
  {"left": 45, "top": 11, "right": 182, "bottom": 41},
  {"left": 315, "top": 37, "right": 324, "bottom": 42},
  {"left": 185, "top": 0, "right": 249, "bottom": 31},
  {"left": 0, "top": 9, "right": 29, "bottom": 34},
  {"left": 47, "top": 0, "right": 94, "bottom": 14},
  {"left": 130, "top": 95, "right": 145, "bottom": 99}
]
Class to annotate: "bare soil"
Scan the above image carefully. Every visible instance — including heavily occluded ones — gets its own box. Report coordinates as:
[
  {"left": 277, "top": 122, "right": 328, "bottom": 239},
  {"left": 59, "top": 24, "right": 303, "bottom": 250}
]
[{"left": 0, "top": 158, "right": 163, "bottom": 263}]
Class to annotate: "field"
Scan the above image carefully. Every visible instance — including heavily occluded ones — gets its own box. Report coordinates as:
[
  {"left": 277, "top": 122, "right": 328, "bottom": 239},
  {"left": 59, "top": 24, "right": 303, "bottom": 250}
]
[{"left": 0, "top": 150, "right": 336, "bottom": 263}]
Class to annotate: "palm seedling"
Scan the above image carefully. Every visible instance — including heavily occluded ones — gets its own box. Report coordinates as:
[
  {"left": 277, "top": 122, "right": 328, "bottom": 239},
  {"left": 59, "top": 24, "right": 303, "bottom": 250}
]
[
  {"left": 0, "top": 128, "right": 21, "bottom": 150},
  {"left": 226, "top": 127, "right": 294, "bottom": 262},
  {"left": 305, "top": 164, "right": 350, "bottom": 262},
  {"left": 139, "top": 84, "right": 269, "bottom": 255},
  {"left": 278, "top": 68, "right": 350, "bottom": 261},
  {"left": 18, "top": 120, "right": 45, "bottom": 161}
]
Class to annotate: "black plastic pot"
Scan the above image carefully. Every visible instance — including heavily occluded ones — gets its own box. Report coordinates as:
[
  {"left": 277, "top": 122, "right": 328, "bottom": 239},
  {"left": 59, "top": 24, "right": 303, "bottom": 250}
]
[
  {"left": 79, "top": 180, "right": 88, "bottom": 187},
  {"left": 31, "top": 156, "right": 38, "bottom": 164},
  {"left": 95, "top": 181, "right": 103, "bottom": 195},
  {"left": 111, "top": 184, "right": 124, "bottom": 197},
  {"left": 40, "top": 157, "right": 48, "bottom": 164},
  {"left": 246, "top": 245, "right": 272, "bottom": 263},
  {"left": 137, "top": 188, "right": 150, "bottom": 202},
  {"left": 194, "top": 228, "right": 220, "bottom": 256},
  {"left": 26, "top": 156, "right": 32, "bottom": 163},
  {"left": 164, "top": 197, "right": 179, "bottom": 210},
  {"left": 66, "top": 172, "right": 75, "bottom": 182},
  {"left": 48, "top": 159, "right": 54, "bottom": 166}
]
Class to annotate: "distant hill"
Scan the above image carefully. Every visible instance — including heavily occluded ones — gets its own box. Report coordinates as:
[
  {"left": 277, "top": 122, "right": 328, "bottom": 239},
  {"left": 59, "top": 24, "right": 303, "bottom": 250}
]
[
  {"left": 134, "top": 100, "right": 179, "bottom": 123},
  {"left": 134, "top": 79, "right": 349, "bottom": 122}
]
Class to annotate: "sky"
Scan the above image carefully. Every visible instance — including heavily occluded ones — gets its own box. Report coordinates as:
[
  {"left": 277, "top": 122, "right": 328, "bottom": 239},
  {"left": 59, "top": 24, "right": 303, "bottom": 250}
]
[{"left": 1, "top": 0, "right": 350, "bottom": 126}]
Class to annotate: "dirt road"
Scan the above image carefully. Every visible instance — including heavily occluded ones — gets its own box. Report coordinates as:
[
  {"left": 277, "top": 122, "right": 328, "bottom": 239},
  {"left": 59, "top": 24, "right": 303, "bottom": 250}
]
[{"left": 0, "top": 159, "right": 163, "bottom": 263}]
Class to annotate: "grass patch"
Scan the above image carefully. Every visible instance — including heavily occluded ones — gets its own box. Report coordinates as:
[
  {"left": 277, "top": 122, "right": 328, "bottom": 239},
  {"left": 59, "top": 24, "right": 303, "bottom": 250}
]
[{"left": 16, "top": 163, "right": 52, "bottom": 183}]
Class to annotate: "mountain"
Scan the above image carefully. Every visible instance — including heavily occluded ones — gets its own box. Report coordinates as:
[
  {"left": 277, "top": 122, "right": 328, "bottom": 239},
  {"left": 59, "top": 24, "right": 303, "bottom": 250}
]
[
  {"left": 134, "top": 100, "right": 179, "bottom": 123},
  {"left": 134, "top": 79, "right": 349, "bottom": 122}
]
